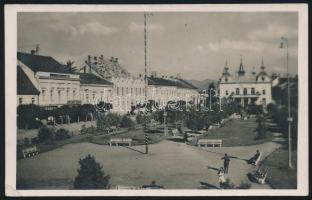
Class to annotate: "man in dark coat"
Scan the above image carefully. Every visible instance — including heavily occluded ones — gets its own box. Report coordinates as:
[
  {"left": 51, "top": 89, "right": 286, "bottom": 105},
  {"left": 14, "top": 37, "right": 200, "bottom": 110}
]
[{"left": 221, "top": 153, "right": 231, "bottom": 174}]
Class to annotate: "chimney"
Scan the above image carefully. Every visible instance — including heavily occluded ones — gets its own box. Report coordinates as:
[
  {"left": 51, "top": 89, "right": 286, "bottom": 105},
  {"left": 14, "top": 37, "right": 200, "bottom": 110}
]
[
  {"left": 30, "top": 50, "right": 36, "bottom": 55},
  {"left": 88, "top": 55, "right": 91, "bottom": 65},
  {"left": 151, "top": 71, "right": 157, "bottom": 78},
  {"left": 100, "top": 55, "right": 104, "bottom": 60},
  {"left": 110, "top": 57, "right": 114, "bottom": 62},
  {"left": 114, "top": 57, "right": 118, "bottom": 63},
  {"left": 139, "top": 74, "right": 142, "bottom": 78},
  {"left": 35, "top": 44, "right": 40, "bottom": 55}
]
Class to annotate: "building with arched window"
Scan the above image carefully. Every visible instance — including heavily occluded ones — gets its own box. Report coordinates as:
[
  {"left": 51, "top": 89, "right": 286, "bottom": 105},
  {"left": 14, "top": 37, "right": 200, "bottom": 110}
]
[{"left": 218, "top": 57, "right": 272, "bottom": 107}]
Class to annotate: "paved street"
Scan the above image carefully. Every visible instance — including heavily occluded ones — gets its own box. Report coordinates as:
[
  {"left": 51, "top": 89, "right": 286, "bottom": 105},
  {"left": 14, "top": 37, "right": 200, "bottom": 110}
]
[{"left": 17, "top": 139, "right": 281, "bottom": 189}]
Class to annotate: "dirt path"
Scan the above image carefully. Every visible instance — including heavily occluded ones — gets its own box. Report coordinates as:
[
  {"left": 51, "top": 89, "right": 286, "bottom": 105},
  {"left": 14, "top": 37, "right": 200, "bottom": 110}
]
[{"left": 17, "top": 138, "right": 282, "bottom": 189}]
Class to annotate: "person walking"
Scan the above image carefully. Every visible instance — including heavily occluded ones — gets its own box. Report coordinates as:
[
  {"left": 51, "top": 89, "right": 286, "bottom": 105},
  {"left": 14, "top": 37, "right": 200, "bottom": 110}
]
[{"left": 221, "top": 153, "right": 230, "bottom": 174}]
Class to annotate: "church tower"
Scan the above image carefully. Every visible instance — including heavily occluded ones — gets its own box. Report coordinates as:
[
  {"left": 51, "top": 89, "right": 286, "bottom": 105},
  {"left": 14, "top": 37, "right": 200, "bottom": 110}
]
[{"left": 238, "top": 55, "right": 245, "bottom": 77}]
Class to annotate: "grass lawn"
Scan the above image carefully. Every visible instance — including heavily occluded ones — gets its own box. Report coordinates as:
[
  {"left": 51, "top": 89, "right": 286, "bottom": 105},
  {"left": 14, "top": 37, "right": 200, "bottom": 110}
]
[
  {"left": 35, "top": 134, "right": 93, "bottom": 155},
  {"left": 194, "top": 118, "right": 274, "bottom": 147},
  {"left": 90, "top": 129, "right": 166, "bottom": 146},
  {"left": 261, "top": 147, "right": 297, "bottom": 189}
]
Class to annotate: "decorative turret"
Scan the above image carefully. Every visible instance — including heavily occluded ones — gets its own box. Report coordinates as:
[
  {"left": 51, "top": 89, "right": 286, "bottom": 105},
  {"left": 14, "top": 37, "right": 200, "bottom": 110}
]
[
  {"left": 260, "top": 57, "right": 265, "bottom": 71},
  {"left": 238, "top": 55, "right": 245, "bottom": 76},
  {"left": 222, "top": 59, "right": 230, "bottom": 76}
]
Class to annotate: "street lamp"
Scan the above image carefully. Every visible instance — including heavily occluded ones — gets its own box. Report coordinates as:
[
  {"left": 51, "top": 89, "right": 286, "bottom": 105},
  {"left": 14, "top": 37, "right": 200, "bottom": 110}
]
[
  {"left": 280, "top": 36, "right": 293, "bottom": 169},
  {"left": 163, "top": 108, "right": 168, "bottom": 136}
]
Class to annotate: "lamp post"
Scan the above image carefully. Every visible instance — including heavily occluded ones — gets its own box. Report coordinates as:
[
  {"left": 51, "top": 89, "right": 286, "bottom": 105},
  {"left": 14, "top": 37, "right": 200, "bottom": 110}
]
[
  {"left": 143, "top": 12, "right": 150, "bottom": 154},
  {"left": 280, "top": 36, "right": 293, "bottom": 169},
  {"left": 163, "top": 108, "right": 168, "bottom": 136}
]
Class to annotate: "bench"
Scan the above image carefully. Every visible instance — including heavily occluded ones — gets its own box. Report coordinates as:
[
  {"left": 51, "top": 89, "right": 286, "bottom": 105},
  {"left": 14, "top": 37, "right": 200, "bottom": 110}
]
[
  {"left": 197, "top": 139, "right": 222, "bottom": 147},
  {"left": 22, "top": 146, "right": 39, "bottom": 158},
  {"left": 253, "top": 167, "right": 268, "bottom": 184},
  {"left": 109, "top": 138, "right": 132, "bottom": 146}
]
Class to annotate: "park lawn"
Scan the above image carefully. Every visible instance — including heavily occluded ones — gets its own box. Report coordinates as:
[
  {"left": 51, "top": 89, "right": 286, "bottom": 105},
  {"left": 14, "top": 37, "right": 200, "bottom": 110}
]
[
  {"left": 37, "top": 134, "right": 93, "bottom": 154},
  {"left": 90, "top": 129, "right": 166, "bottom": 146},
  {"left": 261, "top": 147, "right": 297, "bottom": 189},
  {"left": 195, "top": 118, "right": 274, "bottom": 147}
]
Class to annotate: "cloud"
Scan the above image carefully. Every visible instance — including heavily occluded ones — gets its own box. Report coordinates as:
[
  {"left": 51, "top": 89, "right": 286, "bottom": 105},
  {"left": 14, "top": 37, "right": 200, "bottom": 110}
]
[
  {"left": 48, "top": 21, "right": 118, "bottom": 37},
  {"left": 248, "top": 24, "right": 297, "bottom": 41},
  {"left": 128, "top": 22, "right": 164, "bottom": 32},
  {"left": 194, "top": 40, "right": 265, "bottom": 53}
]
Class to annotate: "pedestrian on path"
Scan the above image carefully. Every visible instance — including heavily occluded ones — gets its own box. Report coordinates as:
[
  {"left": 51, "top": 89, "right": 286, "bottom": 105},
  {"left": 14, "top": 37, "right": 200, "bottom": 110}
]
[{"left": 221, "top": 153, "right": 230, "bottom": 174}]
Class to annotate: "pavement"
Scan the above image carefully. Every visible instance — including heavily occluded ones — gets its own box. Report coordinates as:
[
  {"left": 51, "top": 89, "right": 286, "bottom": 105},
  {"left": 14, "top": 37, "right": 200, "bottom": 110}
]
[{"left": 17, "top": 138, "right": 282, "bottom": 189}]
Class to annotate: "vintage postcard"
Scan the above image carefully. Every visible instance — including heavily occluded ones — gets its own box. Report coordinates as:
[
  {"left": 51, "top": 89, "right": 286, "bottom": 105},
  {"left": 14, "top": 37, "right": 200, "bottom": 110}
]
[{"left": 5, "top": 4, "right": 309, "bottom": 196}]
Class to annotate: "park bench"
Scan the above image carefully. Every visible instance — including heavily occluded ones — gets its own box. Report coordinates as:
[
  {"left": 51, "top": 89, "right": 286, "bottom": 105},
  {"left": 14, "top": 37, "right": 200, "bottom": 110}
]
[
  {"left": 197, "top": 139, "right": 222, "bottom": 147},
  {"left": 109, "top": 138, "right": 132, "bottom": 146},
  {"left": 22, "top": 146, "right": 39, "bottom": 158},
  {"left": 253, "top": 167, "right": 269, "bottom": 184}
]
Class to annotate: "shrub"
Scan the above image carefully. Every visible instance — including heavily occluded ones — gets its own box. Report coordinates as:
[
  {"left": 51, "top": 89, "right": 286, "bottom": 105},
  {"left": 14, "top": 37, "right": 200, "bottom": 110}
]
[
  {"left": 17, "top": 104, "right": 43, "bottom": 129},
  {"left": 86, "top": 125, "right": 97, "bottom": 134},
  {"left": 185, "top": 110, "right": 206, "bottom": 131},
  {"left": 97, "top": 113, "right": 121, "bottom": 131},
  {"left": 236, "top": 181, "right": 251, "bottom": 189},
  {"left": 55, "top": 128, "right": 70, "bottom": 140},
  {"left": 120, "top": 115, "right": 135, "bottom": 128},
  {"left": 23, "top": 137, "right": 30, "bottom": 146},
  {"left": 74, "top": 154, "right": 110, "bottom": 189},
  {"left": 136, "top": 113, "right": 151, "bottom": 124},
  {"left": 255, "top": 115, "right": 267, "bottom": 139},
  {"left": 38, "top": 126, "right": 55, "bottom": 144}
]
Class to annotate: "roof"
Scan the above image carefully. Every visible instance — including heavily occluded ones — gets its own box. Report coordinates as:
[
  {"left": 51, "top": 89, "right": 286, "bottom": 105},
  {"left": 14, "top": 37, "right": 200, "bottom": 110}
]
[
  {"left": 78, "top": 73, "right": 113, "bottom": 85},
  {"left": 17, "top": 65, "right": 40, "bottom": 95},
  {"left": 148, "top": 76, "right": 197, "bottom": 90},
  {"left": 17, "top": 52, "right": 72, "bottom": 74}
]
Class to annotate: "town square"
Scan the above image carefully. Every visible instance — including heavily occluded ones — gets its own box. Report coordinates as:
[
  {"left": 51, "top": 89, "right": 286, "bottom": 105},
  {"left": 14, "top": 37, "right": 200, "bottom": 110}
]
[{"left": 9, "top": 7, "right": 305, "bottom": 193}]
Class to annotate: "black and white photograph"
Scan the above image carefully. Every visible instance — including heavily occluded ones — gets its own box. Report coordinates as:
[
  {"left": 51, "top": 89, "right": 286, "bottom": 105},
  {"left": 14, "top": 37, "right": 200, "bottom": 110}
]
[{"left": 5, "top": 4, "right": 308, "bottom": 196}]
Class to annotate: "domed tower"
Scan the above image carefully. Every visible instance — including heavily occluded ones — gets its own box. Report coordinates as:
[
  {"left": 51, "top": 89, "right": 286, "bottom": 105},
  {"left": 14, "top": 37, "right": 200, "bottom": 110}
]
[
  {"left": 220, "top": 59, "right": 231, "bottom": 83},
  {"left": 256, "top": 58, "right": 271, "bottom": 82}
]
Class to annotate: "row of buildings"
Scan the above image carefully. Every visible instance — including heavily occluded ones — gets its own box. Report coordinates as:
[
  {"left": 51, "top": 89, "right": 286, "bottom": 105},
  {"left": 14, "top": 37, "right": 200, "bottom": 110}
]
[{"left": 17, "top": 50, "right": 200, "bottom": 113}]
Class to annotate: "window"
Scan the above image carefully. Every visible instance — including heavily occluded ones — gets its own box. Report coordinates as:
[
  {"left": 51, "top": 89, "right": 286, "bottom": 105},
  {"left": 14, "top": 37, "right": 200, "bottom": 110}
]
[
  {"left": 126, "top": 87, "right": 128, "bottom": 95},
  {"left": 251, "top": 88, "right": 255, "bottom": 95},
  {"left": 261, "top": 76, "right": 265, "bottom": 81},
  {"left": 31, "top": 97, "right": 35, "bottom": 104},
  {"left": 236, "top": 88, "right": 240, "bottom": 95},
  {"left": 122, "top": 87, "right": 124, "bottom": 96},
  {"left": 19, "top": 97, "right": 23, "bottom": 105},
  {"left": 225, "top": 78, "right": 228, "bottom": 82},
  {"left": 117, "top": 87, "right": 120, "bottom": 96},
  {"left": 243, "top": 88, "right": 247, "bottom": 95},
  {"left": 262, "top": 98, "right": 266, "bottom": 104},
  {"left": 135, "top": 88, "right": 138, "bottom": 96},
  {"left": 131, "top": 88, "right": 133, "bottom": 96},
  {"left": 58, "top": 90, "right": 61, "bottom": 103},
  {"left": 226, "top": 90, "right": 229, "bottom": 95},
  {"left": 73, "top": 90, "right": 76, "bottom": 99},
  {"left": 92, "top": 93, "right": 95, "bottom": 100},
  {"left": 262, "top": 89, "right": 266, "bottom": 95},
  {"left": 42, "top": 90, "right": 45, "bottom": 101},
  {"left": 86, "top": 94, "right": 89, "bottom": 102},
  {"left": 50, "top": 90, "right": 54, "bottom": 102}
]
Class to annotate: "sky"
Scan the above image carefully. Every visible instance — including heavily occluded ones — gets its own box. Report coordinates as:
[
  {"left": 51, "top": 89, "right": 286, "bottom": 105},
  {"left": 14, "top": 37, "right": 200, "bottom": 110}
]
[{"left": 17, "top": 12, "right": 298, "bottom": 81}]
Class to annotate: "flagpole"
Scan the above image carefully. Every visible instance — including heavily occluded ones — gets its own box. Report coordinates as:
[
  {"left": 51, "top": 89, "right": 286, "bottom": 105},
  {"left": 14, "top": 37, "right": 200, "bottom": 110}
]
[{"left": 144, "top": 12, "right": 148, "bottom": 154}]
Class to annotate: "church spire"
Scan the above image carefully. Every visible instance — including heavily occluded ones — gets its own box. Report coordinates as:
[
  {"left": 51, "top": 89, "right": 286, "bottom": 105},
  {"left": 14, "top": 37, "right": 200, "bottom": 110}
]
[
  {"left": 222, "top": 59, "right": 230, "bottom": 76},
  {"left": 238, "top": 55, "right": 245, "bottom": 76},
  {"left": 260, "top": 57, "right": 265, "bottom": 71}
]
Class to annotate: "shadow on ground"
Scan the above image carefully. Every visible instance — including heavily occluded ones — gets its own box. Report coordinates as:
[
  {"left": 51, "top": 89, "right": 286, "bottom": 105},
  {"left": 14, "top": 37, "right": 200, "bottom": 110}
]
[
  {"left": 199, "top": 181, "right": 219, "bottom": 189},
  {"left": 122, "top": 146, "right": 146, "bottom": 154}
]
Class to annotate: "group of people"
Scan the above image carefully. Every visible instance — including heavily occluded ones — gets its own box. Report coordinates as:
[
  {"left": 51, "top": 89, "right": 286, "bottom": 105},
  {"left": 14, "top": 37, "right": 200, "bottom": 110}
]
[{"left": 217, "top": 150, "right": 262, "bottom": 189}]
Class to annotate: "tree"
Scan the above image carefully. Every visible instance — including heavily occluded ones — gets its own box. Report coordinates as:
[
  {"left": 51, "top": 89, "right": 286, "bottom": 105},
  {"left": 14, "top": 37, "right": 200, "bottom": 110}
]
[
  {"left": 74, "top": 154, "right": 110, "bottom": 189},
  {"left": 38, "top": 126, "right": 55, "bottom": 144},
  {"left": 256, "top": 115, "right": 267, "bottom": 139},
  {"left": 17, "top": 104, "right": 42, "bottom": 129},
  {"left": 65, "top": 60, "right": 78, "bottom": 73},
  {"left": 97, "top": 113, "right": 121, "bottom": 131}
]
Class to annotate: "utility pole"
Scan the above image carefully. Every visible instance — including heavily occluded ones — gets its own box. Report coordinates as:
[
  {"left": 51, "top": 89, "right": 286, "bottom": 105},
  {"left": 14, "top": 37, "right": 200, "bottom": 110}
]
[{"left": 280, "top": 37, "right": 293, "bottom": 169}]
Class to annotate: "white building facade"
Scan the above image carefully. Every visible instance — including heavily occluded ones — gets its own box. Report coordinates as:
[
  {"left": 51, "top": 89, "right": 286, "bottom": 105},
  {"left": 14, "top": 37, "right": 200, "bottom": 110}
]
[{"left": 219, "top": 58, "right": 272, "bottom": 107}]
